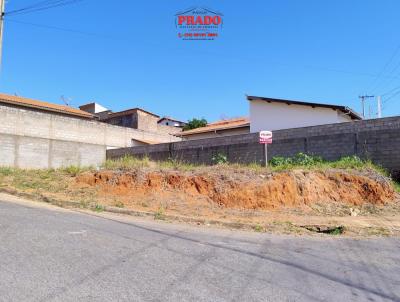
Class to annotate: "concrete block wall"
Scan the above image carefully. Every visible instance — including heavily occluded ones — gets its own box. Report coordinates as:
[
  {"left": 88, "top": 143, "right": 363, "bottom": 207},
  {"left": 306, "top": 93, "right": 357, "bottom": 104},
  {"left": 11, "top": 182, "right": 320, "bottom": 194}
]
[
  {"left": 0, "top": 104, "right": 181, "bottom": 169},
  {"left": 107, "top": 116, "right": 400, "bottom": 178},
  {"left": 0, "top": 133, "right": 105, "bottom": 169},
  {"left": 108, "top": 132, "right": 265, "bottom": 165}
]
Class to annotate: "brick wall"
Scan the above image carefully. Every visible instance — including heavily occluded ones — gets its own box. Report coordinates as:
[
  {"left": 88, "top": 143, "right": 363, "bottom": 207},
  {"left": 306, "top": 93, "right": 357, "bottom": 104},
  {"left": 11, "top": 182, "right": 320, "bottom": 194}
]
[
  {"left": 107, "top": 116, "right": 400, "bottom": 179},
  {"left": 101, "top": 109, "right": 182, "bottom": 136},
  {"left": 156, "top": 124, "right": 183, "bottom": 135}
]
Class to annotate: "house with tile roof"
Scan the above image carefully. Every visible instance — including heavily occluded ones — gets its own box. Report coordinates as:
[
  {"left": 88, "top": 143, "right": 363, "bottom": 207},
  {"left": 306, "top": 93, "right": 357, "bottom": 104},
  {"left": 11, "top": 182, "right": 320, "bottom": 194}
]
[
  {"left": 0, "top": 93, "right": 94, "bottom": 119},
  {"left": 176, "top": 117, "right": 250, "bottom": 140},
  {"left": 0, "top": 93, "right": 181, "bottom": 169}
]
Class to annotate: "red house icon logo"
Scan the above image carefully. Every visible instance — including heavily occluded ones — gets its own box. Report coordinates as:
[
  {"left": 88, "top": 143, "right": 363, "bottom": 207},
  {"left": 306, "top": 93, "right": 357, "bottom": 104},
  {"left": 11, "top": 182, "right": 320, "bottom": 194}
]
[{"left": 175, "top": 7, "right": 223, "bottom": 40}]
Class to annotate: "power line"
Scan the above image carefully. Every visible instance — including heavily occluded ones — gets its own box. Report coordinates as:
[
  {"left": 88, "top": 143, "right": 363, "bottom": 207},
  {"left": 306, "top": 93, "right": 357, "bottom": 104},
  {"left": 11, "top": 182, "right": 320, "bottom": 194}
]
[
  {"left": 383, "top": 89, "right": 400, "bottom": 104},
  {"left": 381, "top": 91, "right": 400, "bottom": 112},
  {"left": 5, "top": 0, "right": 85, "bottom": 16},
  {"left": 373, "top": 59, "right": 400, "bottom": 94},
  {"left": 5, "top": 18, "right": 108, "bottom": 37},
  {"left": 4, "top": 1, "right": 65, "bottom": 15},
  {"left": 5, "top": 0, "right": 82, "bottom": 16},
  {"left": 367, "top": 42, "right": 400, "bottom": 94},
  {"left": 0, "top": 0, "right": 91, "bottom": 75},
  {"left": 381, "top": 84, "right": 400, "bottom": 97}
]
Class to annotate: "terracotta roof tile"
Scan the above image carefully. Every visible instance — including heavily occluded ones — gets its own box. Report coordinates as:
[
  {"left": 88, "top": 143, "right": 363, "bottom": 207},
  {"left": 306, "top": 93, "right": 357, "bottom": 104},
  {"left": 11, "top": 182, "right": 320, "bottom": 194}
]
[
  {"left": 0, "top": 93, "right": 93, "bottom": 118},
  {"left": 177, "top": 117, "right": 249, "bottom": 136}
]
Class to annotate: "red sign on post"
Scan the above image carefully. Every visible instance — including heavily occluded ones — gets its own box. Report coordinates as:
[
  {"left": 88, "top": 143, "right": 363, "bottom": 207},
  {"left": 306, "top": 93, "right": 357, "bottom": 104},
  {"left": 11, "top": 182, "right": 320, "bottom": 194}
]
[
  {"left": 259, "top": 131, "right": 273, "bottom": 144},
  {"left": 259, "top": 131, "right": 272, "bottom": 167}
]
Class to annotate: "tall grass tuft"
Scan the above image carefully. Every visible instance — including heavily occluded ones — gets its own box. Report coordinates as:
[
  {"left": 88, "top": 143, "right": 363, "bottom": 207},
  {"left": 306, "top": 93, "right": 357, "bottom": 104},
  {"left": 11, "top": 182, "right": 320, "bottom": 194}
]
[
  {"left": 103, "top": 155, "right": 151, "bottom": 170},
  {"left": 269, "top": 153, "right": 387, "bottom": 174}
]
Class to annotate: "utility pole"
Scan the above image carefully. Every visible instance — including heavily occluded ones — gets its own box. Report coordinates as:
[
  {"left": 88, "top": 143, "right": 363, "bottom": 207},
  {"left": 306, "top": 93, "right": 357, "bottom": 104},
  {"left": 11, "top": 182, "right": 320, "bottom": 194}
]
[
  {"left": 359, "top": 95, "right": 374, "bottom": 118},
  {"left": 0, "top": 0, "right": 5, "bottom": 72},
  {"left": 377, "top": 95, "right": 382, "bottom": 118}
]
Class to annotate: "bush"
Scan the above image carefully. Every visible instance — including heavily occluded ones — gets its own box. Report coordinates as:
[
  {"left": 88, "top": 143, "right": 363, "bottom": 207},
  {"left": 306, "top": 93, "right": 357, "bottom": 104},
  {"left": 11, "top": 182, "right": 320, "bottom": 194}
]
[
  {"left": 269, "top": 156, "right": 288, "bottom": 167},
  {"left": 270, "top": 152, "right": 323, "bottom": 167},
  {"left": 293, "top": 153, "right": 323, "bottom": 166},
  {"left": 62, "top": 166, "right": 83, "bottom": 176},
  {"left": 0, "top": 167, "right": 14, "bottom": 176},
  {"left": 269, "top": 153, "right": 382, "bottom": 172},
  {"left": 212, "top": 153, "right": 228, "bottom": 165}
]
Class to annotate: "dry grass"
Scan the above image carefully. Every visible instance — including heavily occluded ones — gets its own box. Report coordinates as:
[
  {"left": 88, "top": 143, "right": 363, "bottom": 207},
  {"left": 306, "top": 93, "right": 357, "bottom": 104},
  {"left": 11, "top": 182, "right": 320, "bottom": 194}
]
[
  {"left": 102, "top": 154, "right": 390, "bottom": 175},
  {"left": 0, "top": 155, "right": 399, "bottom": 236},
  {"left": 0, "top": 166, "right": 97, "bottom": 208},
  {"left": 0, "top": 155, "right": 395, "bottom": 203}
]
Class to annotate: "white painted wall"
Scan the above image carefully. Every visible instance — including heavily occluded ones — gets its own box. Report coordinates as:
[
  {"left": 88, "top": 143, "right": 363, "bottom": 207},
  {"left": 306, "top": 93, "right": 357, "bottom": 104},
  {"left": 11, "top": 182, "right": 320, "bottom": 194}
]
[
  {"left": 249, "top": 100, "right": 354, "bottom": 133},
  {"left": 94, "top": 103, "right": 109, "bottom": 113},
  {"left": 158, "top": 119, "right": 182, "bottom": 127}
]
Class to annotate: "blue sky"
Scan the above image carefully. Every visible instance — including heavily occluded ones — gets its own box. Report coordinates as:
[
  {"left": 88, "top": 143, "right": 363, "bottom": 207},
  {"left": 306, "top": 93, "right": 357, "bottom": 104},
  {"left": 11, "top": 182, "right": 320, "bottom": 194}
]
[{"left": 2, "top": 0, "right": 400, "bottom": 122}]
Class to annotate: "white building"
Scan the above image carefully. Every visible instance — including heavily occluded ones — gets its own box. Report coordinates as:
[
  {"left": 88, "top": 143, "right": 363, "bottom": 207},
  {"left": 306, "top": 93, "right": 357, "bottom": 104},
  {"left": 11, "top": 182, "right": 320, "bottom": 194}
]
[
  {"left": 79, "top": 102, "right": 109, "bottom": 114},
  {"left": 248, "top": 96, "right": 362, "bottom": 133},
  {"left": 158, "top": 117, "right": 186, "bottom": 128}
]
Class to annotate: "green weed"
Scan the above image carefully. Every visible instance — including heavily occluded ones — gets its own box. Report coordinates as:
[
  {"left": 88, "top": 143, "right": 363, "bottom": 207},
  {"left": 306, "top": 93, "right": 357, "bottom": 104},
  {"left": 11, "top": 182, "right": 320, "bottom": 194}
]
[
  {"left": 103, "top": 155, "right": 151, "bottom": 170},
  {"left": 0, "top": 167, "right": 14, "bottom": 176},
  {"left": 114, "top": 201, "right": 125, "bottom": 208},
  {"left": 269, "top": 154, "right": 385, "bottom": 174},
  {"left": 94, "top": 204, "right": 105, "bottom": 212},
  {"left": 253, "top": 224, "right": 264, "bottom": 232},
  {"left": 154, "top": 206, "right": 166, "bottom": 220},
  {"left": 393, "top": 181, "right": 400, "bottom": 193},
  {"left": 327, "top": 226, "right": 344, "bottom": 235},
  {"left": 212, "top": 153, "right": 228, "bottom": 165},
  {"left": 58, "top": 166, "right": 94, "bottom": 177}
]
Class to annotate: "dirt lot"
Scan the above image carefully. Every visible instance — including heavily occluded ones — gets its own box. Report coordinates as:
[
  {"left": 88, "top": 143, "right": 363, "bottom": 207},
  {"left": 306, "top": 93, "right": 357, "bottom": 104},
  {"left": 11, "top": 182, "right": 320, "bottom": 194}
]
[{"left": 1, "top": 163, "right": 399, "bottom": 236}]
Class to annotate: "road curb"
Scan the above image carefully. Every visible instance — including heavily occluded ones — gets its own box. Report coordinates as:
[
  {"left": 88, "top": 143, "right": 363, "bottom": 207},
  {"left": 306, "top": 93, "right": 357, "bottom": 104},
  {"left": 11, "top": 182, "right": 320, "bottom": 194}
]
[
  {"left": 0, "top": 187, "right": 259, "bottom": 231},
  {"left": 1, "top": 187, "right": 395, "bottom": 237}
]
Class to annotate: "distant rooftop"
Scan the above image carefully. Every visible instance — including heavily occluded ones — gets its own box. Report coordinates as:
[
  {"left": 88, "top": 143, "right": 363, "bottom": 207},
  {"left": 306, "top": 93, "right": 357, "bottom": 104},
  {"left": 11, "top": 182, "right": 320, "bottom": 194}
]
[
  {"left": 177, "top": 117, "right": 249, "bottom": 136},
  {"left": 0, "top": 93, "right": 93, "bottom": 119},
  {"left": 102, "top": 108, "right": 160, "bottom": 120},
  {"left": 79, "top": 102, "right": 109, "bottom": 114},
  {"left": 158, "top": 116, "right": 186, "bottom": 124}
]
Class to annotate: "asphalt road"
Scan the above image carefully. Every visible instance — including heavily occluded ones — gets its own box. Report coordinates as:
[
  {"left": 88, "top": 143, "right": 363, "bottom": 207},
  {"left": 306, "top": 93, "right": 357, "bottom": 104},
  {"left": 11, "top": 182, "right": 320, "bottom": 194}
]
[{"left": 0, "top": 196, "right": 399, "bottom": 302}]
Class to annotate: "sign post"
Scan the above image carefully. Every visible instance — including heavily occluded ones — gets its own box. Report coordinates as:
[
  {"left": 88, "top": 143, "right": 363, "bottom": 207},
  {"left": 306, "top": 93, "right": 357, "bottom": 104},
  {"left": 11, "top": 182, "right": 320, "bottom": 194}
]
[{"left": 259, "top": 131, "right": 273, "bottom": 167}]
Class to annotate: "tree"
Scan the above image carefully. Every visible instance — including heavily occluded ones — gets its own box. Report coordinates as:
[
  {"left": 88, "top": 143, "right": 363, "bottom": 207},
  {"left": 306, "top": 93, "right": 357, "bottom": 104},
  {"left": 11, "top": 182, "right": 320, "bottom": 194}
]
[{"left": 183, "top": 118, "right": 207, "bottom": 131}]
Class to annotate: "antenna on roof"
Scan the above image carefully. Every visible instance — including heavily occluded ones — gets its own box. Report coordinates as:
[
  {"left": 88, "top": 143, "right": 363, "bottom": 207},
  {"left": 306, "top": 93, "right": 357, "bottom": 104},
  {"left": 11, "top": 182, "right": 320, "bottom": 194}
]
[
  {"left": 220, "top": 114, "right": 228, "bottom": 120},
  {"left": 60, "top": 95, "right": 72, "bottom": 107}
]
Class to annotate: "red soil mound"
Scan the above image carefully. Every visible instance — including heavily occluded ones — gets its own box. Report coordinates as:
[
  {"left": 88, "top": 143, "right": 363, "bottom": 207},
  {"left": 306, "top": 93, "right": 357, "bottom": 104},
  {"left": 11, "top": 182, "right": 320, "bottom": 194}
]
[{"left": 76, "top": 169, "right": 395, "bottom": 210}]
